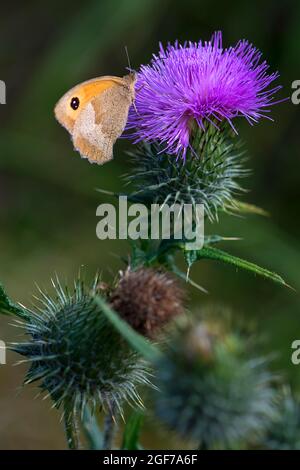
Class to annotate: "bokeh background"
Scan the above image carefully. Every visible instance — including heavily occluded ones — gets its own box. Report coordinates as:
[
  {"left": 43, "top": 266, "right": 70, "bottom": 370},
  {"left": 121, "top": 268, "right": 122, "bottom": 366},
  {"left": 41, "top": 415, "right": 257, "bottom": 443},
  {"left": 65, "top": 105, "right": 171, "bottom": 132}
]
[{"left": 0, "top": 0, "right": 299, "bottom": 449}]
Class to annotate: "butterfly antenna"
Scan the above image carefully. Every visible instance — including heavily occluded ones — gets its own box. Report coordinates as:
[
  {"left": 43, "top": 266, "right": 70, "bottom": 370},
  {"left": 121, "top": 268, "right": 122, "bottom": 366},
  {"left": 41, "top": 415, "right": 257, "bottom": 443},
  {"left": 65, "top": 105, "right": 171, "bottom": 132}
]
[
  {"left": 124, "top": 45, "right": 134, "bottom": 73},
  {"left": 124, "top": 46, "right": 139, "bottom": 115}
]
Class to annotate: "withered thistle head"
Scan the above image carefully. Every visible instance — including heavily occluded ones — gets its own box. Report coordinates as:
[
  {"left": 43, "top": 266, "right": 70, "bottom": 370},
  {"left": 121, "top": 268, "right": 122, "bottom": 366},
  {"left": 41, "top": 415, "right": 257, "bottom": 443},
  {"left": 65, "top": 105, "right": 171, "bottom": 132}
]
[{"left": 110, "top": 268, "right": 185, "bottom": 338}]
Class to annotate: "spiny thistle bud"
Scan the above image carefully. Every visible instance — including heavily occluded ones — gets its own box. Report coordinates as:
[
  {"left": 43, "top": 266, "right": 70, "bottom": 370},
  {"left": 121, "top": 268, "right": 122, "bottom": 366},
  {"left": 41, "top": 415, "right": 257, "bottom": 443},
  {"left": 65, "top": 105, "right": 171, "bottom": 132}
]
[
  {"left": 263, "top": 388, "right": 300, "bottom": 450},
  {"left": 154, "top": 317, "right": 276, "bottom": 449},
  {"left": 12, "top": 275, "right": 151, "bottom": 417},
  {"left": 126, "top": 123, "right": 248, "bottom": 222},
  {"left": 109, "top": 268, "right": 184, "bottom": 338}
]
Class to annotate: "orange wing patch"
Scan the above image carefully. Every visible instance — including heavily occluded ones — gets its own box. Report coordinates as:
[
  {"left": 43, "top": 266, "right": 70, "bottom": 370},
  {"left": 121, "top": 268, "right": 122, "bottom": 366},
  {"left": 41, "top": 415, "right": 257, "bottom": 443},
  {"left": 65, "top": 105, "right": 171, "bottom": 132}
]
[{"left": 54, "top": 74, "right": 136, "bottom": 165}]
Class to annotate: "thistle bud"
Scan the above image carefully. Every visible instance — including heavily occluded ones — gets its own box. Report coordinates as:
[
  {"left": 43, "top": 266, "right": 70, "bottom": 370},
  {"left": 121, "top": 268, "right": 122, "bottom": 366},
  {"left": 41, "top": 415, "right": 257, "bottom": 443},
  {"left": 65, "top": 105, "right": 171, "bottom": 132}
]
[
  {"left": 13, "top": 275, "right": 151, "bottom": 417},
  {"left": 154, "top": 317, "right": 276, "bottom": 449},
  {"left": 263, "top": 388, "right": 300, "bottom": 450},
  {"left": 126, "top": 123, "right": 248, "bottom": 222}
]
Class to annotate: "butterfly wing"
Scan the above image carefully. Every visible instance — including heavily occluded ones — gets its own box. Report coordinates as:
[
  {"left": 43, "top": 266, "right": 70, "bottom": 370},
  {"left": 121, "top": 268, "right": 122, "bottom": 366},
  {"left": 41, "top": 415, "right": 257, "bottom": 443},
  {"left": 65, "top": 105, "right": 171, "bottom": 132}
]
[{"left": 72, "top": 82, "right": 133, "bottom": 164}]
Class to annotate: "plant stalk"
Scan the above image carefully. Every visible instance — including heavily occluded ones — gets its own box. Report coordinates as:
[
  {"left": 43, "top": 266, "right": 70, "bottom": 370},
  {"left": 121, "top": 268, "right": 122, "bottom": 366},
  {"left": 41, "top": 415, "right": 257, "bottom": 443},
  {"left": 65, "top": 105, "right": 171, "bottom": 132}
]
[
  {"left": 63, "top": 401, "right": 79, "bottom": 450},
  {"left": 103, "top": 402, "right": 117, "bottom": 450}
]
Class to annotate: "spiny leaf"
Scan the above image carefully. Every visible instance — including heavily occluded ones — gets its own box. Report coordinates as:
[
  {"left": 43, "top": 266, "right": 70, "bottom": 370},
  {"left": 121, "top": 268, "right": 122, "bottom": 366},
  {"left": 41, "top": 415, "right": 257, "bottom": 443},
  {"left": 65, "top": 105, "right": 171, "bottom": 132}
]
[
  {"left": 0, "top": 284, "right": 29, "bottom": 319},
  {"left": 93, "top": 295, "right": 162, "bottom": 363},
  {"left": 184, "top": 246, "right": 290, "bottom": 288},
  {"left": 121, "top": 411, "right": 144, "bottom": 450},
  {"left": 227, "top": 200, "right": 269, "bottom": 217},
  {"left": 204, "top": 234, "right": 242, "bottom": 245}
]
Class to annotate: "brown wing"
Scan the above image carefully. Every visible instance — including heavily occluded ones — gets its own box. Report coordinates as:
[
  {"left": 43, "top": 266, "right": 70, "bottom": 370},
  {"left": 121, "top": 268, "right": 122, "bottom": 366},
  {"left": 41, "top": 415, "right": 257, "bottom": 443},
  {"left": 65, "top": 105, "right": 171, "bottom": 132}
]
[
  {"left": 72, "top": 83, "right": 133, "bottom": 164},
  {"left": 54, "top": 78, "right": 125, "bottom": 133}
]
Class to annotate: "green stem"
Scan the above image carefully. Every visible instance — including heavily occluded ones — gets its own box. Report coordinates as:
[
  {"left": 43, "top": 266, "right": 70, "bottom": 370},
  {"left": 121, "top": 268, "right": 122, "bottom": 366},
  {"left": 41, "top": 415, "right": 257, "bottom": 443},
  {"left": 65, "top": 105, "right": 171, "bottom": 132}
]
[
  {"left": 103, "top": 403, "right": 117, "bottom": 450},
  {"left": 82, "top": 405, "right": 103, "bottom": 450},
  {"left": 63, "top": 401, "right": 79, "bottom": 450}
]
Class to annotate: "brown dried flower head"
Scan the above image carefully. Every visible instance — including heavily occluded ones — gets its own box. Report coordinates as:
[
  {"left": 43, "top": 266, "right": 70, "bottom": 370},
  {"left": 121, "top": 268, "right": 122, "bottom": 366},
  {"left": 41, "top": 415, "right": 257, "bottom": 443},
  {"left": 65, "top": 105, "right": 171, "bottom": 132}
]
[{"left": 110, "top": 268, "right": 185, "bottom": 338}]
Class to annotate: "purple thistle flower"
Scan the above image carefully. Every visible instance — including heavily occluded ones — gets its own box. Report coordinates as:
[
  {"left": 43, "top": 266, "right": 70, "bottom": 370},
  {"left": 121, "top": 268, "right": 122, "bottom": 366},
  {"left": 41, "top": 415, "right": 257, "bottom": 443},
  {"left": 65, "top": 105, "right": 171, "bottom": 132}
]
[{"left": 127, "top": 31, "right": 283, "bottom": 159}]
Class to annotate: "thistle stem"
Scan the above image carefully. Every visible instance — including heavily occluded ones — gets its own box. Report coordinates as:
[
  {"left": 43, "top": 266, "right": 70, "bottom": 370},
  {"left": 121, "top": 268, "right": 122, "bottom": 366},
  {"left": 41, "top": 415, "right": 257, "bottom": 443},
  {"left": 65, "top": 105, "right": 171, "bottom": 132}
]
[
  {"left": 103, "top": 403, "right": 117, "bottom": 450},
  {"left": 63, "top": 401, "right": 79, "bottom": 450},
  {"left": 82, "top": 405, "right": 103, "bottom": 450}
]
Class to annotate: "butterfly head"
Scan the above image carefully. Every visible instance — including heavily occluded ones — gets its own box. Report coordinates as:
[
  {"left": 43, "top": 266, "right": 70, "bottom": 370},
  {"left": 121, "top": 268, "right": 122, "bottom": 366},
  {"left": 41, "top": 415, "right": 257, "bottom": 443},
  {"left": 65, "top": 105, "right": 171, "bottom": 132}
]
[{"left": 122, "top": 72, "right": 137, "bottom": 102}]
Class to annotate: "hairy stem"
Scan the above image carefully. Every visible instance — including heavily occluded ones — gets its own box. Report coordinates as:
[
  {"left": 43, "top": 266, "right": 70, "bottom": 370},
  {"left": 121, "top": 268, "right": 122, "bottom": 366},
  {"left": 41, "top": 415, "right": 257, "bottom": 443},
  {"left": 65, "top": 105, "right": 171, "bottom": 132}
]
[
  {"left": 103, "top": 403, "right": 117, "bottom": 450},
  {"left": 82, "top": 405, "right": 103, "bottom": 450},
  {"left": 63, "top": 401, "right": 79, "bottom": 450}
]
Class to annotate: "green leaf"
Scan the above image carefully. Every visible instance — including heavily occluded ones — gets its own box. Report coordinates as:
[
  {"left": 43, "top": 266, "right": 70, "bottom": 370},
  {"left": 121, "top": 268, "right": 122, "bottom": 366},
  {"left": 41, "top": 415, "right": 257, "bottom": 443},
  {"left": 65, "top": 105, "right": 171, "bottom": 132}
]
[
  {"left": 93, "top": 295, "right": 162, "bottom": 363},
  {"left": 121, "top": 411, "right": 144, "bottom": 450},
  {"left": 184, "top": 246, "right": 290, "bottom": 288},
  {"left": 0, "top": 284, "right": 29, "bottom": 319}
]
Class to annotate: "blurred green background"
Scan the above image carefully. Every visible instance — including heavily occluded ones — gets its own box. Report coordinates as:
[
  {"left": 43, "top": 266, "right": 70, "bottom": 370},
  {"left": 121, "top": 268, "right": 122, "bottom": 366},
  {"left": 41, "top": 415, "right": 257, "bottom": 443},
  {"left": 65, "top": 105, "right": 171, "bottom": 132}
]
[{"left": 0, "top": 0, "right": 299, "bottom": 449}]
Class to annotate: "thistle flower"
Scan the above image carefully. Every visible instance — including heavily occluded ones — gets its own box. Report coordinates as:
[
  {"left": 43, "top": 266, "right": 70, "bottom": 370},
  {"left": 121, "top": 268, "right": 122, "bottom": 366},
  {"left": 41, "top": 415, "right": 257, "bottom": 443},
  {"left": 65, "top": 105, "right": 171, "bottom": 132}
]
[
  {"left": 127, "top": 31, "right": 282, "bottom": 159},
  {"left": 154, "top": 318, "right": 276, "bottom": 449},
  {"left": 110, "top": 268, "right": 184, "bottom": 338},
  {"left": 12, "top": 275, "right": 151, "bottom": 419}
]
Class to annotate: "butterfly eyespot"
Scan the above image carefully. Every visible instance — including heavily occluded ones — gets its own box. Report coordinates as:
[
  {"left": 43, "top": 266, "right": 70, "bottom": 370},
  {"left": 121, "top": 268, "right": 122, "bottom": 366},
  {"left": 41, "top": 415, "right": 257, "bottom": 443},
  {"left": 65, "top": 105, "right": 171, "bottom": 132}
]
[{"left": 70, "top": 97, "right": 80, "bottom": 110}]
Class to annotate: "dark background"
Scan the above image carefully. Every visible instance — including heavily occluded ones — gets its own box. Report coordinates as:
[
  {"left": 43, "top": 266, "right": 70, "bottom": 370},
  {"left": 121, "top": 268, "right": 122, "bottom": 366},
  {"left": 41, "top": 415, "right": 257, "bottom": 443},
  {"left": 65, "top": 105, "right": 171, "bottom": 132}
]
[{"left": 0, "top": 0, "right": 299, "bottom": 449}]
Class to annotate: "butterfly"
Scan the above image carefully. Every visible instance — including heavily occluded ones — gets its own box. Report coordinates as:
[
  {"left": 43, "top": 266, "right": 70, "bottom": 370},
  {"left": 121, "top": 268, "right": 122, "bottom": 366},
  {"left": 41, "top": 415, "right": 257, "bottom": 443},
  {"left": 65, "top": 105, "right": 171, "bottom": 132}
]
[{"left": 54, "top": 73, "right": 136, "bottom": 165}]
